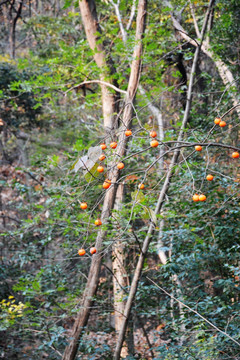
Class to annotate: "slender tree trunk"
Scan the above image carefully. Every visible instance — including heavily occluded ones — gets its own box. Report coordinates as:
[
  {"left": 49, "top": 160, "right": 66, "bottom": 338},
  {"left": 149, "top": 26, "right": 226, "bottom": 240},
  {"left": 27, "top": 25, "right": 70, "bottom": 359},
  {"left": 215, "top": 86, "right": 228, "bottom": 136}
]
[
  {"left": 112, "top": 183, "right": 131, "bottom": 358},
  {"left": 78, "top": 0, "right": 118, "bottom": 130},
  {"left": 113, "top": 2, "right": 214, "bottom": 358},
  {"left": 62, "top": 1, "right": 147, "bottom": 359}
]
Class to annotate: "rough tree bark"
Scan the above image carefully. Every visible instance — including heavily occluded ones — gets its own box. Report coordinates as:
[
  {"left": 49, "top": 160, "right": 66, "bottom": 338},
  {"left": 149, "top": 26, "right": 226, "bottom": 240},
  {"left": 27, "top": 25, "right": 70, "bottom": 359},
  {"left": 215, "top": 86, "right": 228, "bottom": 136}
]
[
  {"left": 112, "top": 182, "right": 132, "bottom": 358},
  {"left": 62, "top": 1, "right": 147, "bottom": 359},
  {"left": 113, "top": 1, "right": 215, "bottom": 358}
]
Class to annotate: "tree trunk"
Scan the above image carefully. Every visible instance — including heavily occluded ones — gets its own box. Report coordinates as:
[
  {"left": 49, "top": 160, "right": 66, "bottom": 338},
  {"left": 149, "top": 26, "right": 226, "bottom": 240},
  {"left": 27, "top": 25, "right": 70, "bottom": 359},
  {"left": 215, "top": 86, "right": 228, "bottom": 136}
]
[
  {"left": 62, "top": 1, "right": 147, "bottom": 359},
  {"left": 78, "top": 0, "right": 118, "bottom": 130},
  {"left": 113, "top": 2, "right": 214, "bottom": 358},
  {"left": 112, "top": 183, "right": 134, "bottom": 358}
]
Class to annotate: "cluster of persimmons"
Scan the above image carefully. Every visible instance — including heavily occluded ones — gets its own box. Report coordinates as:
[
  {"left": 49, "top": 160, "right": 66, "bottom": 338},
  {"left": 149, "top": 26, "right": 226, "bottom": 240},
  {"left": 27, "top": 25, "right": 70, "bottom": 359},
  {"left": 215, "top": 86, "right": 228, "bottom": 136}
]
[{"left": 78, "top": 117, "right": 239, "bottom": 256}]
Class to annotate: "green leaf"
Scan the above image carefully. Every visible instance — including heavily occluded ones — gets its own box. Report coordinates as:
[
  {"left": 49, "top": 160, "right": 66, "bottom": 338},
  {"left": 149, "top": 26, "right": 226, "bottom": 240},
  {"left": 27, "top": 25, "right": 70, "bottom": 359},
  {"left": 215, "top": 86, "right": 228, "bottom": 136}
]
[
  {"left": 131, "top": 190, "right": 145, "bottom": 203},
  {"left": 84, "top": 162, "right": 100, "bottom": 183}
]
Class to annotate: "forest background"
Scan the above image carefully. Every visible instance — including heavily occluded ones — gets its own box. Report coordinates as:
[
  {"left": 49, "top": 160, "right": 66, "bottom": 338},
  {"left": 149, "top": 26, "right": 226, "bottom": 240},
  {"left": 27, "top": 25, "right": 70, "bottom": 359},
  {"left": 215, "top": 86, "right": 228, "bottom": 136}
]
[{"left": 0, "top": 0, "right": 240, "bottom": 359}]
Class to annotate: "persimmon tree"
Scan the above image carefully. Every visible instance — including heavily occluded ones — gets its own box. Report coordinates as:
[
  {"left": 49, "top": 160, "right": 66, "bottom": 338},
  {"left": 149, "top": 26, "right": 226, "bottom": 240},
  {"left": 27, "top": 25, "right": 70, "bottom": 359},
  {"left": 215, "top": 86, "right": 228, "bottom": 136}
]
[{"left": 1, "top": 0, "right": 240, "bottom": 359}]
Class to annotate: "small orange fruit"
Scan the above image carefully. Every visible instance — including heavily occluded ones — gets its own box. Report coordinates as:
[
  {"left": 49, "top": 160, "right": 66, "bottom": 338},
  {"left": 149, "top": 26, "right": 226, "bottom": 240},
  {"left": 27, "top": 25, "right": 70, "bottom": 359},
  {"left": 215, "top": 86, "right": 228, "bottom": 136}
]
[
  {"left": 125, "top": 129, "right": 132, "bottom": 137},
  {"left": 97, "top": 165, "right": 104, "bottom": 173},
  {"left": 214, "top": 117, "right": 221, "bottom": 125},
  {"left": 206, "top": 174, "right": 214, "bottom": 181},
  {"left": 150, "top": 140, "right": 159, "bottom": 147},
  {"left": 150, "top": 130, "right": 157, "bottom": 138},
  {"left": 80, "top": 202, "right": 88, "bottom": 210},
  {"left": 232, "top": 152, "right": 240, "bottom": 159},
  {"left": 103, "top": 179, "right": 111, "bottom": 189},
  {"left": 192, "top": 194, "right": 199, "bottom": 202},
  {"left": 99, "top": 154, "right": 106, "bottom": 161},
  {"left": 138, "top": 183, "right": 145, "bottom": 190},
  {"left": 78, "top": 249, "right": 86, "bottom": 256},
  {"left": 95, "top": 219, "right": 102, "bottom": 226},
  {"left": 195, "top": 145, "right": 202, "bottom": 151},
  {"left": 117, "top": 162, "right": 124, "bottom": 170},
  {"left": 100, "top": 143, "right": 107, "bottom": 150},
  {"left": 110, "top": 142, "right": 117, "bottom": 149},
  {"left": 199, "top": 194, "right": 207, "bottom": 201},
  {"left": 90, "top": 247, "right": 97, "bottom": 255},
  {"left": 219, "top": 120, "right": 226, "bottom": 127}
]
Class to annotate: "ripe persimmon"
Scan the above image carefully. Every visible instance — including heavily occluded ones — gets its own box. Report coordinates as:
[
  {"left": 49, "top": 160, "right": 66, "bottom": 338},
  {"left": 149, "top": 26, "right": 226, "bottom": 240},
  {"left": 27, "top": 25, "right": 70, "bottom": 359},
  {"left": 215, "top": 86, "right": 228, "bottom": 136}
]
[
  {"left": 232, "top": 152, "right": 239, "bottom": 159},
  {"left": 219, "top": 120, "right": 226, "bottom": 127},
  {"left": 138, "top": 183, "right": 145, "bottom": 190},
  {"left": 214, "top": 117, "right": 221, "bottom": 125},
  {"left": 78, "top": 249, "right": 86, "bottom": 256},
  {"left": 103, "top": 179, "right": 111, "bottom": 189},
  {"left": 100, "top": 143, "right": 107, "bottom": 150},
  {"left": 195, "top": 145, "right": 202, "bottom": 151},
  {"left": 99, "top": 154, "right": 106, "bottom": 161},
  {"left": 117, "top": 162, "right": 124, "bottom": 170},
  {"left": 90, "top": 247, "right": 97, "bottom": 255},
  {"left": 97, "top": 166, "right": 104, "bottom": 173},
  {"left": 206, "top": 174, "right": 214, "bottom": 181},
  {"left": 95, "top": 219, "right": 102, "bottom": 226},
  {"left": 150, "top": 130, "right": 157, "bottom": 138},
  {"left": 199, "top": 194, "right": 207, "bottom": 201},
  {"left": 150, "top": 140, "right": 159, "bottom": 147},
  {"left": 192, "top": 194, "right": 199, "bottom": 202},
  {"left": 110, "top": 142, "right": 117, "bottom": 149},
  {"left": 80, "top": 202, "right": 88, "bottom": 210},
  {"left": 125, "top": 129, "right": 132, "bottom": 137}
]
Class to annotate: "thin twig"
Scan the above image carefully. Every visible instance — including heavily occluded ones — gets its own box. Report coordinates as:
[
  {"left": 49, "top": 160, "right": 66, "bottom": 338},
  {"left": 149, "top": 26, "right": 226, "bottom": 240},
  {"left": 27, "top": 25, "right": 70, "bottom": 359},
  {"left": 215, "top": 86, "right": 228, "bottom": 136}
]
[{"left": 146, "top": 277, "right": 240, "bottom": 348}]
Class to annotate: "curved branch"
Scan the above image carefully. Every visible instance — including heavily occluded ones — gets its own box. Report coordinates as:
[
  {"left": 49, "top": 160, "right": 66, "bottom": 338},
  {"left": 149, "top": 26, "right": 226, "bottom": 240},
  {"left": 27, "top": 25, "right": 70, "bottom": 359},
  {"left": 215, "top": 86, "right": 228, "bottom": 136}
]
[{"left": 64, "top": 80, "right": 127, "bottom": 95}]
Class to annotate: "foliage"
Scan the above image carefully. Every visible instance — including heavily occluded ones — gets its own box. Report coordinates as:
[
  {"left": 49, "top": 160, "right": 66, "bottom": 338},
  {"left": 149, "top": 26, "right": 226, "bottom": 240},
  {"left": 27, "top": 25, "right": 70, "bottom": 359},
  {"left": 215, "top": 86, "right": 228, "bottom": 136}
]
[{"left": 0, "top": 0, "right": 239, "bottom": 359}]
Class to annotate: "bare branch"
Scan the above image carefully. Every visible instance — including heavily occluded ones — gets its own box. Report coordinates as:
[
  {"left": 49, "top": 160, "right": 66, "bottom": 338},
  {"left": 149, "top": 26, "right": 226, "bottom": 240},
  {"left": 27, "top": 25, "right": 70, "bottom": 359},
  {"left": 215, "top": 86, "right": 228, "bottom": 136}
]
[
  {"left": 109, "top": 0, "right": 127, "bottom": 43},
  {"left": 126, "top": 0, "right": 137, "bottom": 30},
  {"left": 64, "top": 80, "right": 127, "bottom": 95},
  {"left": 189, "top": 0, "right": 200, "bottom": 37}
]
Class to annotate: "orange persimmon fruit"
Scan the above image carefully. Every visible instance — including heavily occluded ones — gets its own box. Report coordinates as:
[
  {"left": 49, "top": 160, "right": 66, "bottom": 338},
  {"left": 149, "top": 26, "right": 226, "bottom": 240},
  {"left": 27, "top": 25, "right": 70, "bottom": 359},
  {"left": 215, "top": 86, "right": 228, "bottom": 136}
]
[
  {"left": 95, "top": 219, "right": 102, "bottom": 226},
  {"left": 150, "top": 130, "right": 157, "bottom": 138},
  {"left": 192, "top": 194, "right": 199, "bottom": 202},
  {"left": 99, "top": 154, "right": 106, "bottom": 161},
  {"left": 199, "top": 194, "right": 207, "bottom": 201},
  {"left": 78, "top": 249, "right": 86, "bottom": 256},
  {"left": 206, "top": 174, "right": 214, "bottom": 181},
  {"left": 80, "top": 202, "right": 88, "bottom": 210},
  {"left": 90, "top": 247, "right": 97, "bottom": 255},
  {"left": 97, "top": 166, "right": 104, "bottom": 173},
  {"left": 150, "top": 139, "right": 159, "bottom": 147},
  {"left": 125, "top": 129, "right": 132, "bottom": 137},
  {"left": 219, "top": 120, "right": 226, "bottom": 127},
  {"left": 195, "top": 145, "right": 202, "bottom": 151},
  {"left": 138, "top": 183, "right": 145, "bottom": 190},
  {"left": 100, "top": 143, "right": 107, "bottom": 150},
  {"left": 103, "top": 179, "right": 111, "bottom": 189},
  {"left": 110, "top": 142, "right": 117, "bottom": 149},
  {"left": 232, "top": 152, "right": 239, "bottom": 159},
  {"left": 117, "top": 162, "right": 124, "bottom": 170},
  {"left": 214, "top": 117, "right": 221, "bottom": 125}
]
